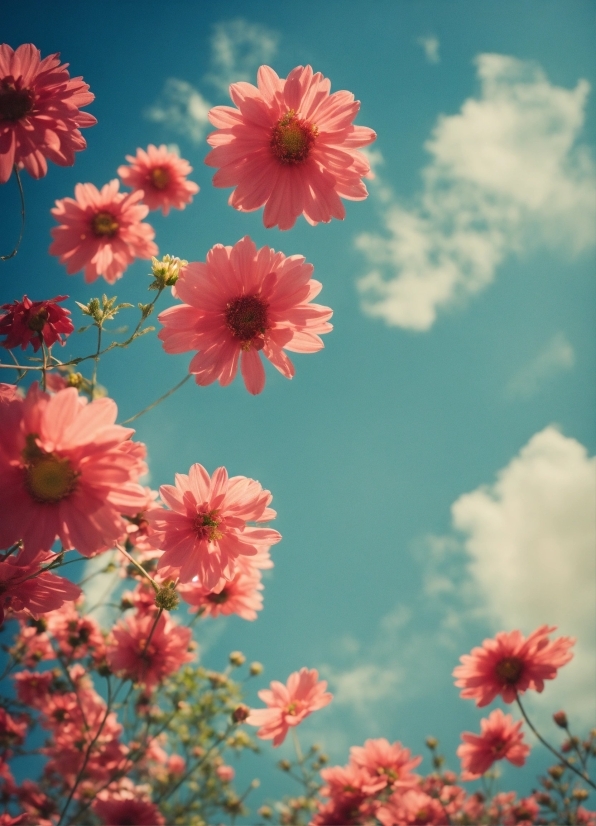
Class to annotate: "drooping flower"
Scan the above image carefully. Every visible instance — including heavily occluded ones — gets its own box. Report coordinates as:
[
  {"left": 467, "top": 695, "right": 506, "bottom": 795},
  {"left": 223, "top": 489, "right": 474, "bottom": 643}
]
[
  {"left": 0, "top": 43, "right": 96, "bottom": 184},
  {"left": 205, "top": 64, "right": 376, "bottom": 229},
  {"left": 246, "top": 667, "right": 332, "bottom": 747},
  {"left": 453, "top": 626, "right": 575, "bottom": 707},
  {"left": 178, "top": 567, "right": 264, "bottom": 620},
  {"left": 0, "top": 295, "right": 74, "bottom": 352},
  {"left": 118, "top": 144, "right": 199, "bottom": 215},
  {"left": 148, "top": 462, "right": 281, "bottom": 589},
  {"left": 49, "top": 179, "right": 158, "bottom": 284},
  {"left": 0, "top": 550, "right": 81, "bottom": 625},
  {"left": 158, "top": 235, "right": 333, "bottom": 395},
  {"left": 0, "top": 384, "right": 148, "bottom": 559},
  {"left": 106, "top": 610, "right": 194, "bottom": 688},
  {"left": 457, "top": 708, "right": 531, "bottom": 779}
]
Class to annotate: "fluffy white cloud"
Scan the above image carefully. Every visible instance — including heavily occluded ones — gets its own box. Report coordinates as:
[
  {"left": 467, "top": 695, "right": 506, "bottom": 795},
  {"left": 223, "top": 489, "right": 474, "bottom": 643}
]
[
  {"left": 205, "top": 18, "right": 279, "bottom": 93},
  {"left": 144, "top": 78, "right": 212, "bottom": 144},
  {"left": 356, "top": 54, "right": 596, "bottom": 330},
  {"left": 506, "top": 332, "right": 575, "bottom": 399},
  {"left": 453, "top": 426, "right": 596, "bottom": 724},
  {"left": 417, "top": 35, "right": 440, "bottom": 65}
]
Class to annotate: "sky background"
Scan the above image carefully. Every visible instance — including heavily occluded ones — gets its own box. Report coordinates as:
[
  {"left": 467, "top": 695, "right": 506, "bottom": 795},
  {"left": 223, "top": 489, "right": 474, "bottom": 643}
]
[{"left": 2, "top": 0, "right": 596, "bottom": 811}]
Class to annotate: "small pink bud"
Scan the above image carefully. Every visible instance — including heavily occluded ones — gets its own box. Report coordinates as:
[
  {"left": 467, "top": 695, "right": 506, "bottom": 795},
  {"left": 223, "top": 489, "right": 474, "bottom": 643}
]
[{"left": 553, "top": 711, "right": 568, "bottom": 728}]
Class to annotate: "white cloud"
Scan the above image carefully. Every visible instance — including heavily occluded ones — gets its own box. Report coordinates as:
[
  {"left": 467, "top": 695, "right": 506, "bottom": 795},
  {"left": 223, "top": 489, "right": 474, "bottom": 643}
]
[
  {"left": 356, "top": 54, "right": 596, "bottom": 331},
  {"left": 452, "top": 426, "right": 596, "bottom": 725},
  {"left": 417, "top": 35, "right": 440, "bottom": 65},
  {"left": 205, "top": 18, "right": 279, "bottom": 93},
  {"left": 506, "top": 332, "right": 575, "bottom": 399},
  {"left": 144, "top": 78, "right": 212, "bottom": 145}
]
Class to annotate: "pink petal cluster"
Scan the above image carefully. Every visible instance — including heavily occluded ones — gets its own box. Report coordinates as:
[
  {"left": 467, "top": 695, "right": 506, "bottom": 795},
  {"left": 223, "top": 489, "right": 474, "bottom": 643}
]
[
  {"left": 453, "top": 625, "right": 575, "bottom": 707},
  {"left": 45, "top": 602, "right": 106, "bottom": 662},
  {"left": 205, "top": 64, "right": 376, "bottom": 229},
  {"left": 178, "top": 567, "right": 263, "bottom": 620},
  {"left": 457, "top": 708, "right": 530, "bottom": 779},
  {"left": 0, "top": 295, "right": 73, "bottom": 352},
  {"left": 49, "top": 179, "right": 158, "bottom": 284},
  {"left": 107, "top": 610, "right": 194, "bottom": 688},
  {"left": 118, "top": 143, "right": 199, "bottom": 215},
  {"left": 158, "top": 236, "right": 333, "bottom": 394},
  {"left": 0, "top": 384, "right": 148, "bottom": 559},
  {"left": 350, "top": 738, "right": 422, "bottom": 794},
  {"left": 246, "top": 667, "right": 332, "bottom": 747},
  {"left": 0, "top": 43, "right": 96, "bottom": 184},
  {"left": 148, "top": 462, "right": 281, "bottom": 589},
  {"left": 93, "top": 787, "right": 165, "bottom": 826},
  {"left": 0, "top": 550, "right": 81, "bottom": 625}
]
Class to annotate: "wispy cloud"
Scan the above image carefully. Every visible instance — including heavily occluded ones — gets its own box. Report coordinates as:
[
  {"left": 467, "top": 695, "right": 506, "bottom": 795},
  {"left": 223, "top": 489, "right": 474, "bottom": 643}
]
[
  {"left": 205, "top": 18, "right": 279, "bottom": 93},
  {"left": 417, "top": 35, "right": 440, "bottom": 65},
  {"left": 356, "top": 54, "right": 596, "bottom": 331},
  {"left": 144, "top": 78, "right": 212, "bottom": 145},
  {"left": 506, "top": 332, "right": 575, "bottom": 399}
]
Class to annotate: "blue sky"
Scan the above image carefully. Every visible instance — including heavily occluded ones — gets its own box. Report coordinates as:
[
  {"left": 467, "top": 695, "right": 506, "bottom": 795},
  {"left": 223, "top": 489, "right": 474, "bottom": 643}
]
[{"left": 2, "top": 0, "right": 595, "bottom": 808}]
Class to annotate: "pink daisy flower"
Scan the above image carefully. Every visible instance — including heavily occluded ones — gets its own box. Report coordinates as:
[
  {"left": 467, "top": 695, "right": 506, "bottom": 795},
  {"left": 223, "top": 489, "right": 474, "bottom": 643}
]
[
  {"left": 107, "top": 610, "right": 194, "bottom": 688},
  {"left": 148, "top": 462, "right": 281, "bottom": 590},
  {"left": 49, "top": 179, "right": 158, "bottom": 284},
  {"left": 0, "top": 384, "right": 148, "bottom": 559},
  {"left": 0, "top": 295, "right": 73, "bottom": 352},
  {"left": 93, "top": 790, "right": 165, "bottom": 826},
  {"left": 0, "top": 549, "right": 81, "bottom": 626},
  {"left": 0, "top": 43, "right": 95, "bottom": 184},
  {"left": 205, "top": 64, "right": 376, "bottom": 230},
  {"left": 350, "top": 738, "right": 422, "bottom": 793},
  {"left": 246, "top": 667, "right": 332, "bottom": 747},
  {"left": 178, "top": 568, "right": 264, "bottom": 620},
  {"left": 118, "top": 143, "right": 199, "bottom": 215},
  {"left": 453, "top": 626, "right": 575, "bottom": 707},
  {"left": 457, "top": 708, "right": 530, "bottom": 779},
  {"left": 158, "top": 235, "right": 333, "bottom": 395}
]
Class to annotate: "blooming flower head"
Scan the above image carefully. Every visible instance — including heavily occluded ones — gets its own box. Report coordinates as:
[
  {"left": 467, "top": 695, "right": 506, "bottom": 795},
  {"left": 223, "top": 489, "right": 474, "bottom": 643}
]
[
  {"left": 158, "top": 236, "right": 333, "bottom": 395},
  {"left": 205, "top": 64, "right": 376, "bottom": 229},
  {"left": 46, "top": 602, "right": 106, "bottom": 662},
  {"left": 148, "top": 462, "right": 281, "bottom": 590},
  {"left": 246, "top": 667, "right": 332, "bottom": 747},
  {"left": 0, "top": 384, "right": 148, "bottom": 559},
  {"left": 457, "top": 708, "right": 531, "bottom": 779},
  {"left": 453, "top": 625, "right": 575, "bottom": 706},
  {"left": 93, "top": 787, "right": 165, "bottom": 826},
  {"left": 0, "top": 550, "right": 81, "bottom": 626},
  {"left": 349, "top": 738, "right": 422, "bottom": 794},
  {"left": 178, "top": 567, "right": 264, "bottom": 620},
  {"left": 0, "top": 296, "right": 73, "bottom": 352},
  {"left": 0, "top": 43, "right": 95, "bottom": 184},
  {"left": 49, "top": 179, "right": 158, "bottom": 284},
  {"left": 118, "top": 144, "right": 199, "bottom": 215},
  {"left": 106, "top": 610, "right": 194, "bottom": 688}
]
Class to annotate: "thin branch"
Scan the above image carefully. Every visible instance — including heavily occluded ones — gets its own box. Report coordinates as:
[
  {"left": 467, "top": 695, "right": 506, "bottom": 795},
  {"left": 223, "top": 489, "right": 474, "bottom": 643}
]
[
  {"left": 120, "top": 373, "right": 191, "bottom": 425},
  {"left": 0, "top": 166, "right": 25, "bottom": 261}
]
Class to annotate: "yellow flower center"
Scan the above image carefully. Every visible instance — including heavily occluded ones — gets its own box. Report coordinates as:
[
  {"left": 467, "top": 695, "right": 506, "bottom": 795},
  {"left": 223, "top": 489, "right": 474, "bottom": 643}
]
[
  {"left": 270, "top": 110, "right": 318, "bottom": 165},
  {"left": 194, "top": 509, "right": 223, "bottom": 543},
  {"left": 150, "top": 166, "right": 170, "bottom": 190},
  {"left": 25, "top": 453, "right": 78, "bottom": 504},
  {"left": 92, "top": 211, "right": 119, "bottom": 238}
]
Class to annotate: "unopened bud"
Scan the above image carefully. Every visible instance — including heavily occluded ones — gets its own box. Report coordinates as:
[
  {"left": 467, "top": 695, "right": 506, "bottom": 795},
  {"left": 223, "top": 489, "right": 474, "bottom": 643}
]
[
  {"left": 572, "top": 788, "right": 589, "bottom": 801},
  {"left": 229, "top": 651, "right": 245, "bottom": 667},
  {"left": 149, "top": 255, "right": 188, "bottom": 290},
  {"left": 426, "top": 736, "right": 439, "bottom": 750},
  {"left": 279, "top": 759, "right": 291, "bottom": 771},
  {"left": 232, "top": 705, "right": 250, "bottom": 723},
  {"left": 154, "top": 582, "right": 179, "bottom": 611},
  {"left": 258, "top": 806, "right": 273, "bottom": 819},
  {"left": 249, "top": 661, "right": 263, "bottom": 676},
  {"left": 553, "top": 711, "right": 568, "bottom": 728},
  {"left": 251, "top": 779, "right": 260, "bottom": 788},
  {"left": 547, "top": 765, "right": 564, "bottom": 780}
]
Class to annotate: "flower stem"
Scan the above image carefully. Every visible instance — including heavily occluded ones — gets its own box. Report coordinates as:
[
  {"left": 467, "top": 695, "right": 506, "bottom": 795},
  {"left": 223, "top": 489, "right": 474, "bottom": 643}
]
[
  {"left": 120, "top": 373, "right": 191, "bottom": 425},
  {"left": 116, "top": 543, "right": 160, "bottom": 593},
  {"left": 0, "top": 166, "right": 25, "bottom": 262}
]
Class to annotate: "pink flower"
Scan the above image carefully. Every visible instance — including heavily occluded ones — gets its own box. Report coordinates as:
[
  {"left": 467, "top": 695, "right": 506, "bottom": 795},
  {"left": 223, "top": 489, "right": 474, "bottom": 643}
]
[
  {"left": 178, "top": 568, "right": 263, "bottom": 620},
  {"left": 349, "top": 738, "right": 422, "bottom": 793},
  {"left": 216, "top": 764, "right": 235, "bottom": 782},
  {"left": 158, "top": 236, "right": 333, "bottom": 395},
  {"left": 246, "top": 667, "right": 332, "bottom": 747},
  {"left": 0, "top": 384, "right": 148, "bottom": 559},
  {"left": 49, "top": 179, "right": 158, "bottom": 284},
  {"left": 118, "top": 144, "right": 199, "bottom": 215},
  {"left": 453, "top": 625, "right": 575, "bottom": 707},
  {"left": 93, "top": 793, "right": 165, "bottom": 826},
  {"left": 0, "top": 43, "right": 95, "bottom": 184},
  {"left": 378, "top": 790, "right": 446, "bottom": 826},
  {"left": 457, "top": 708, "right": 530, "bottom": 779},
  {"left": 107, "top": 611, "right": 194, "bottom": 688},
  {"left": 0, "top": 296, "right": 73, "bottom": 352},
  {"left": 13, "top": 670, "right": 54, "bottom": 707},
  {"left": 46, "top": 602, "right": 105, "bottom": 662},
  {"left": 148, "top": 462, "right": 281, "bottom": 589},
  {"left": 205, "top": 64, "right": 376, "bottom": 229},
  {"left": 0, "top": 550, "right": 81, "bottom": 625}
]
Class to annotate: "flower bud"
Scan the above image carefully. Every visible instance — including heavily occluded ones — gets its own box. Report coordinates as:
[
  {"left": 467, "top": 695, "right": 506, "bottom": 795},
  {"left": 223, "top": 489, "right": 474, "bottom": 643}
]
[
  {"left": 572, "top": 788, "right": 589, "bottom": 801},
  {"left": 553, "top": 711, "right": 568, "bottom": 728},
  {"left": 154, "top": 582, "right": 179, "bottom": 611},
  {"left": 249, "top": 661, "right": 263, "bottom": 676},
  {"left": 278, "top": 759, "right": 291, "bottom": 771},
  {"left": 426, "top": 736, "right": 438, "bottom": 749},
  {"left": 258, "top": 806, "right": 273, "bottom": 819},
  {"left": 547, "top": 765, "right": 564, "bottom": 780},
  {"left": 232, "top": 704, "right": 250, "bottom": 723},
  {"left": 229, "top": 651, "right": 245, "bottom": 667}
]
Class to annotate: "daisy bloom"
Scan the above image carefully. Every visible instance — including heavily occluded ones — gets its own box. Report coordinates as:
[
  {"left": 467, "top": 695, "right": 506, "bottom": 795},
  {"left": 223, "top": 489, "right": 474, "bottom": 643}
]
[
  {"left": 0, "top": 295, "right": 73, "bottom": 352},
  {"left": 453, "top": 625, "right": 575, "bottom": 707},
  {"left": 0, "top": 550, "right": 81, "bottom": 626},
  {"left": 148, "top": 462, "right": 281, "bottom": 590},
  {"left": 158, "top": 235, "right": 333, "bottom": 395},
  {"left": 246, "top": 667, "right": 332, "bottom": 747},
  {"left": 0, "top": 43, "right": 95, "bottom": 184},
  {"left": 178, "top": 568, "right": 264, "bottom": 620},
  {"left": 0, "top": 384, "right": 148, "bottom": 559},
  {"left": 457, "top": 708, "right": 530, "bottom": 779},
  {"left": 205, "top": 64, "right": 376, "bottom": 229},
  {"left": 49, "top": 179, "right": 158, "bottom": 284},
  {"left": 118, "top": 144, "right": 199, "bottom": 215},
  {"left": 350, "top": 738, "right": 422, "bottom": 793},
  {"left": 93, "top": 789, "right": 165, "bottom": 826}
]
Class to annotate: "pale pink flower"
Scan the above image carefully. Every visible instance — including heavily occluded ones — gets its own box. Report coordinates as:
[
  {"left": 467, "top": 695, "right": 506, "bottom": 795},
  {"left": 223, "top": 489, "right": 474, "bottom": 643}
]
[
  {"left": 49, "top": 179, "right": 158, "bottom": 284},
  {"left": 205, "top": 64, "right": 376, "bottom": 229},
  {"left": 378, "top": 789, "right": 446, "bottom": 826},
  {"left": 46, "top": 602, "right": 105, "bottom": 662},
  {"left": 0, "top": 43, "right": 95, "bottom": 184},
  {"left": 348, "top": 738, "right": 421, "bottom": 795},
  {"left": 118, "top": 144, "right": 199, "bottom": 215},
  {"left": 457, "top": 708, "right": 530, "bottom": 779},
  {"left": 178, "top": 568, "right": 263, "bottom": 620},
  {"left": 107, "top": 611, "right": 194, "bottom": 688},
  {"left": 246, "top": 667, "right": 332, "bottom": 747},
  {"left": 13, "top": 670, "right": 54, "bottom": 707},
  {"left": 216, "top": 764, "right": 235, "bottom": 782},
  {"left": 0, "top": 550, "right": 81, "bottom": 625},
  {"left": 0, "top": 384, "right": 148, "bottom": 559},
  {"left": 11, "top": 620, "right": 54, "bottom": 666},
  {"left": 158, "top": 236, "right": 333, "bottom": 394},
  {"left": 148, "top": 462, "right": 281, "bottom": 589},
  {"left": 453, "top": 625, "right": 575, "bottom": 707}
]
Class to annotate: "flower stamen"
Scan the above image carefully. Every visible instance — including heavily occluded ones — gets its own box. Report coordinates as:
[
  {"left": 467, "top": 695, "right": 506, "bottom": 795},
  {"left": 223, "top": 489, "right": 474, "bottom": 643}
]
[
  {"left": 92, "top": 211, "right": 119, "bottom": 238},
  {"left": 270, "top": 110, "right": 318, "bottom": 165}
]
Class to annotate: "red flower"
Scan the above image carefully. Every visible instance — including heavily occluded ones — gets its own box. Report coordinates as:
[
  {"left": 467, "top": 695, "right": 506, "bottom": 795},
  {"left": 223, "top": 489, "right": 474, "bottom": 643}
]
[
  {"left": 457, "top": 708, "right": 531, "bottom": 778},
  {"left": 0, "top": 295, "right": 73, "bottom": 352},
  {"left": 118, "top": 144, "right": 199, "bottom": 215}
]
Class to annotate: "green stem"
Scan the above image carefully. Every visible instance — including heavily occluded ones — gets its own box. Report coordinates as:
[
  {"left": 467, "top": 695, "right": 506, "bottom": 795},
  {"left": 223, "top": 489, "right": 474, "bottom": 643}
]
[{"left": 120, "top": 373, "right": 191, "bottom": 425}]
